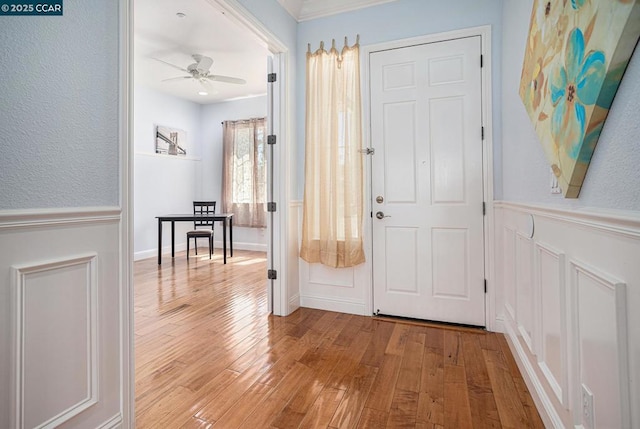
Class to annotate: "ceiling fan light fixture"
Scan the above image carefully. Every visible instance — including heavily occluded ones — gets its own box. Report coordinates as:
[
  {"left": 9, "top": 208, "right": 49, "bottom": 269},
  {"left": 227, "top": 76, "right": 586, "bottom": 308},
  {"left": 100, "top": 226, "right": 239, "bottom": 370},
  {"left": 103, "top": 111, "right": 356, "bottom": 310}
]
[{"left": 198, "top": 91, "right": 208, "bottom": 96}]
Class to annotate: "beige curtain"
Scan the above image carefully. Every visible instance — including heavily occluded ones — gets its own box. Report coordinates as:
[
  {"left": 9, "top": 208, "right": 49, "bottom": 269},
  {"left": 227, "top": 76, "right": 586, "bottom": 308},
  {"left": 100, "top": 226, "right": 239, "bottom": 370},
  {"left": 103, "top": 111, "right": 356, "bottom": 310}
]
[
  {"left": 300, "top": 38, "right": 365, "bottom": 268},
  {"left": 222, "top": 118, "right": 267, "bottom": 228}
]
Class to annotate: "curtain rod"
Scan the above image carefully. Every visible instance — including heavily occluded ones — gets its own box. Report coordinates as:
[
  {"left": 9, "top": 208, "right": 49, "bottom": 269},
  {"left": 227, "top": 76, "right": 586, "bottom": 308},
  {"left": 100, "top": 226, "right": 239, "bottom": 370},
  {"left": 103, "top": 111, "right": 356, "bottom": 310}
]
[{"left": 221, "top": 117, "right": 267, "bottom": 125}]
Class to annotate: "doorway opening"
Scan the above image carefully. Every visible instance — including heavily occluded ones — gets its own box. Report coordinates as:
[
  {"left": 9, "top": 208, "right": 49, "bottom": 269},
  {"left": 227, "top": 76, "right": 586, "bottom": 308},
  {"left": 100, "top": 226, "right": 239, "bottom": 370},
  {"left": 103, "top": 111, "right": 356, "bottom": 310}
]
[
  {"left": 128, "top": 0, "right": 289, "bottom": 422},
  {"left": 131, "top": 0, "right": 289, "bottom": 307}
]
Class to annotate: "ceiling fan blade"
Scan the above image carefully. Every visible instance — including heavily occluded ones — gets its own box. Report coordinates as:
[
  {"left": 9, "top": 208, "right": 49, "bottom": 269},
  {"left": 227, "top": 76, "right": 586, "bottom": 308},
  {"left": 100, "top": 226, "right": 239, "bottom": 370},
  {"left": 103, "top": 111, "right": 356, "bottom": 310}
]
[
  {"left": 152, "top": 58, "right": 189, "bottom": 73},
  {"left": 195, "top": 55, "right": 213, "bottom": 73},
  {"left": 207, "top": 75, "right": 247, "bottom": 85},
  {"left": 161, "top": 76, "right": 192, "bottom": 82}
]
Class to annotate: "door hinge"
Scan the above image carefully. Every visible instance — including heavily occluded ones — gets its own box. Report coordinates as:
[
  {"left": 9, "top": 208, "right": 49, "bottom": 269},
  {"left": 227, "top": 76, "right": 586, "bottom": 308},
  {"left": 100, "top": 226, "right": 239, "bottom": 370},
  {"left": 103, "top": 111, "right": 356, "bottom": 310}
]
[
  {"left": 267, "top": 135, "right": 276, "bottom": 145},
  {"left": 370, "top": 211, "right": 373, "bottom": 218},
  {"left": 267, "top": 73, "right": 277, "bottom": 83},
  {"left": 267, "top": 202, "right": 277, "bottom": 212},
  {"left": 483, "top": 202, "right": 486, "bottom": 215},
  {"left": 268, "top": 269, "right": 277, "bottom": 280},
  {"left": 480, "top": 54, "right": 484, "bottom": 68},
  {"left": 481, "top": 126, "right": 485, "bottom": 140},
  {"left": 484, "top": 279, "right": 487, "bottom": 293}
]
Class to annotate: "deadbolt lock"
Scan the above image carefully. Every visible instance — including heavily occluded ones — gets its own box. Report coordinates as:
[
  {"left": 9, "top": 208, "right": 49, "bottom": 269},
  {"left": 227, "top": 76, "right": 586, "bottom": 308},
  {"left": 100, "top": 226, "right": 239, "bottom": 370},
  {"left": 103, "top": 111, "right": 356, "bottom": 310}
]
[{"left": 376, "top": 196, "right": 384, "bottom": 204}]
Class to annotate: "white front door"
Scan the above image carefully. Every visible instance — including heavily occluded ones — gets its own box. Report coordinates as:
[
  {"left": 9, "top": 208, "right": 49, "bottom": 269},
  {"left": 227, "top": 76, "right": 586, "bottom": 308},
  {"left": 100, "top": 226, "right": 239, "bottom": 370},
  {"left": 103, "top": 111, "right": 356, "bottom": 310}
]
[{"left": 370, "top": 36, "right": 485, "bottom": 326}]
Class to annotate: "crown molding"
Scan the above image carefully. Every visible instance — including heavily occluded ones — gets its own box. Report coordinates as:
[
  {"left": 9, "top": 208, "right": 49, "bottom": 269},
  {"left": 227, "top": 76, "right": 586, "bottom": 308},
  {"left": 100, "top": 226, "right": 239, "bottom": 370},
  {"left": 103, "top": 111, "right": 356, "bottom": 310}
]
[{"left": 278, "top": 0, "right": 398, "bottom": 22}]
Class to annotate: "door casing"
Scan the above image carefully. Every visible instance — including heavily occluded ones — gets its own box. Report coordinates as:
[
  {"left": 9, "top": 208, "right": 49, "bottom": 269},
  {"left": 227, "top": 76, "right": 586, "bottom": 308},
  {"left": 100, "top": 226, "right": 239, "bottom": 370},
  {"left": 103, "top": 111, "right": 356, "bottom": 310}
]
[{"left": 361, "top": 25, "right": 496, "bottom": 330}]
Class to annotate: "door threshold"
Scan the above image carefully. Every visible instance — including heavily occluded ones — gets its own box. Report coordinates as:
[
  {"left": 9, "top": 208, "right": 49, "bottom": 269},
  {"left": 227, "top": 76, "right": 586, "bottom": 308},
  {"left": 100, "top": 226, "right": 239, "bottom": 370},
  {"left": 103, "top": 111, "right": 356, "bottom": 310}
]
[{"left": 373, "top": 314, "right": 486, "bottom": 333}]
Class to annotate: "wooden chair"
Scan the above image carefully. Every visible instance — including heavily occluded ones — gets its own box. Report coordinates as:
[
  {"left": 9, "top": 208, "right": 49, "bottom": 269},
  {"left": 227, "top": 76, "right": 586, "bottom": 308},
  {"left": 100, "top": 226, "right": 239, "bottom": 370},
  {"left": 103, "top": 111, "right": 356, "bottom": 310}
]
[{"left": 186, "top": 201, "right": 216, "bottom": 260}]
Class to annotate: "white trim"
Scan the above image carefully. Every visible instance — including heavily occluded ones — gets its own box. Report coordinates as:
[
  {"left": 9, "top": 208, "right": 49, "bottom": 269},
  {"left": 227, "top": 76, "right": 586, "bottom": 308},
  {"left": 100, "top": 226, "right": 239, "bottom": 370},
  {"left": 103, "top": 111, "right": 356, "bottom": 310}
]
[
  {"left": 207, "top": 0, "right": 287, "bottom": 53},
  {"left": 297, "top": 0, "right": 397, "bottom": 21},
  {"left": 134, "top": 240, "right": 267, "bottom": 261},
  {"left": 515, "top": 232, "right": 534, "bottom": 354},
  {"left": 95, "top": 414, "right": 123, "bottom": 429},
  {"left": 207, "top": 1, "right": 292, "bottom": 317},
  {"left": 300, "top": 295, "right": 366, "bottom": 316},
  {"left": 275, "top": 0, "right": 302, "bottom": 20},
  {"left": 288, "top": 293, "right": 300, "bottom": 313},
  {"left": 134, "top": 151, "right": 202, "bottom": 162},
  {"left": 0, "top": 207, "right": 120, "bottom": 230},
  {"left": 214, "top": 240, "right": 267, "bottom": 252},
  {"left": 119, "top": 0, "right": 134, "bottom": 426},
  {"left": 534, "top": 241, "right": 568, "bottom": 407},
  {"left": 569, "top": 260, "right": 630, "bottom": 429},
  {"left": 504, "top": 322, "right": 565, "bottom": 429},
  {"left": 493, "top": 316, "right": 505, "bottom": 334},
  {"left": 361, "top": 25, "right": 494, "bottom": 328},
  {"left": 134, "top": 243, "right": 188, "bottom": 261},
  {"left": 12, "top": 254, "right": 99, "bottom": 429},
  {"left": 494, "top": 201, "right": 640, "bottom": 239}
]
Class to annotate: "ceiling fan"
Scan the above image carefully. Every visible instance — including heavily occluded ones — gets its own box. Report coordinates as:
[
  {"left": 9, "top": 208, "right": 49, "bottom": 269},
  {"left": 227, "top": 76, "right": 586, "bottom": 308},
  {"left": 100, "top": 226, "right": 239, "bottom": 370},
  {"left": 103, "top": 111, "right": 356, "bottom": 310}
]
[{"left": 154, "top": 54, "right": 246, "bottom": 91}]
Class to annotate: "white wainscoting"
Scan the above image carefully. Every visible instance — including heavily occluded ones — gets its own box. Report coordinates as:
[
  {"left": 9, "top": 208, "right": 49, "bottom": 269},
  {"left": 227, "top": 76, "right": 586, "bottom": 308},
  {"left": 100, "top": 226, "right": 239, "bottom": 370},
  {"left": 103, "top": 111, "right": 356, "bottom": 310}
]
[
  {"left": 0, "top": 208, "right": 125, "bottom": 429},
  {"left": 297, "top": 203, "right": 369, "bottom": 315},
  {"left": 494, "top": 202, "right": 639, "bottom": 429}
]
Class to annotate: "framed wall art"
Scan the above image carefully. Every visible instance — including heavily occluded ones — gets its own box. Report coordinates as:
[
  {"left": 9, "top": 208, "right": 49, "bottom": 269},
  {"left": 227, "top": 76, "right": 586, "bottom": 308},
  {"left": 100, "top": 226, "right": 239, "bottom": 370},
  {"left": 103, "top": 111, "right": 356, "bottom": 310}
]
[
  {"left": 520, "top": 0, "right": 640, "bottom": 197},
  {"left": 155, "top": 126, "right": 187, "bottom": 156}
]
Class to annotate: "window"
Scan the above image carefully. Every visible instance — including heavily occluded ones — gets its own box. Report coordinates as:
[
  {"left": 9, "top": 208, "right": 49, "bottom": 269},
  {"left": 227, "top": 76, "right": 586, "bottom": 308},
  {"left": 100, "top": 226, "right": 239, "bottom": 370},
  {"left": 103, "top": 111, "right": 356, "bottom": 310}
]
[{"left": 222, "top": 118, "right": 267, "bottom": 228}]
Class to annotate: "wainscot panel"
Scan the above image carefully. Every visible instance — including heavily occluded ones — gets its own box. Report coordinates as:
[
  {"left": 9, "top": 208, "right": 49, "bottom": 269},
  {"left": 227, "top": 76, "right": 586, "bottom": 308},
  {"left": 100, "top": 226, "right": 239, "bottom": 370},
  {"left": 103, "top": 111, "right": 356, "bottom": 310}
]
[
  {"left": 494, "top": 202, "right": 639, "bottom": 429},
  {"left": 0, "top": 208, "right": 125, "bottom": 429}
]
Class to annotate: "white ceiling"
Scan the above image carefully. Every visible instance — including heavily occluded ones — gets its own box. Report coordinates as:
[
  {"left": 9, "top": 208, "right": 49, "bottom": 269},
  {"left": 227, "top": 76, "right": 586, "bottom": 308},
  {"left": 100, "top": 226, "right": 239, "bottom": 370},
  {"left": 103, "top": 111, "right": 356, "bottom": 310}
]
[
  {"left": 134, "top": 0, "right": 269, "bottom": 104},
  {"left": 134, "top": 0, "right": 399, "bottom": 104}
]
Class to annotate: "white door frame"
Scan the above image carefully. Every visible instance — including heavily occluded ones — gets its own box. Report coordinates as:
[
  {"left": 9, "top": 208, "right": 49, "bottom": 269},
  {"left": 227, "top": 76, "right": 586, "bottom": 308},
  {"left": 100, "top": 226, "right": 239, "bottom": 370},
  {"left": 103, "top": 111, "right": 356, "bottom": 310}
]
[
  {"left": 361, "top": 25, "right": 496, "bottom": 329},
  {"left": 120, "top": 0, "right": 294, "bottom": 424}
]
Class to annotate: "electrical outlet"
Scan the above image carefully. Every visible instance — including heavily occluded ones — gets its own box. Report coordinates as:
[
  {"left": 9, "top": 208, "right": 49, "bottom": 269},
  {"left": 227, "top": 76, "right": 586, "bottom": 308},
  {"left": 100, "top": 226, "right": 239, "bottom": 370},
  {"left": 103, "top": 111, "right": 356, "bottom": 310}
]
[{"left": 582, "top": 384, "right": 594, "bottom": 429}]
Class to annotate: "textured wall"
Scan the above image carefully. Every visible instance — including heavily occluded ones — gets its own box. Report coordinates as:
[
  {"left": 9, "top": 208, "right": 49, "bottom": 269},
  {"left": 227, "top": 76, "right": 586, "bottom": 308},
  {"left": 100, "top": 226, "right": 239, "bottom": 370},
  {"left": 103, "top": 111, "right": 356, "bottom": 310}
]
[
  {"left": 133, "top": 85, "right": 203, "bottom": 257},
  {"left": 0, "top": 0, "right": 120, "bottom": 210},
  {"left": 501, "top": 0, "right": 640, "bottom": 211},
  {"left": 297, "top": 0, "right": 504, "bottom": 199}
]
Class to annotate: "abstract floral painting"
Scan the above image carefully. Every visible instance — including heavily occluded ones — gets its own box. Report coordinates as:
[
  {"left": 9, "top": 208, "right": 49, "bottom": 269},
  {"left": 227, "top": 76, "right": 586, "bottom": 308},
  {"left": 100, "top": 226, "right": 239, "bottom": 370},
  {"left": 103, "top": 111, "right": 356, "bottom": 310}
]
[{"left": 520, "top": 0, "right": 640, "bottom": 197}]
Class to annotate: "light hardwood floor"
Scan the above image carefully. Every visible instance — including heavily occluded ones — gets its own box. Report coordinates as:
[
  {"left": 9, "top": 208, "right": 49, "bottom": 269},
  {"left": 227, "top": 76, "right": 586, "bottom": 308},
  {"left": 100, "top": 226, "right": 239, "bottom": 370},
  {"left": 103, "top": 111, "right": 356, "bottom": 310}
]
[{"left": 134, "top": 249, "right": 544, "bottom": 429}]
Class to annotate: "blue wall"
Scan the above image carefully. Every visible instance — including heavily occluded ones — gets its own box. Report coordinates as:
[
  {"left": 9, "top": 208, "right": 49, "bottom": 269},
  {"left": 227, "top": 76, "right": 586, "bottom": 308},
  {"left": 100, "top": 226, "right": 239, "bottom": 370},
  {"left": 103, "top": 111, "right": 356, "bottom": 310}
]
[
  {"left": 501, "top": 0, "right": 640, "bottom": 211},
  {"left": 0, "top": 0, "right": 119, "bottom": 209},
  {"left": 297, "top": 0, "right": 504, "bottom": 199}
]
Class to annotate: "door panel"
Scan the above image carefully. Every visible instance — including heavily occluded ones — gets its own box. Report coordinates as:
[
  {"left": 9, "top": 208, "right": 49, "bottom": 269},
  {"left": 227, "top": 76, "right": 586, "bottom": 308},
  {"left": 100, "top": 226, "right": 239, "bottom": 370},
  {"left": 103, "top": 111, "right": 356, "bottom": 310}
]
[
  {"left": 384, "top": 101, "right": 417, "bottom": 203},
  {"left": 371, "top": 36, "right": 485, "bottom": 326}
]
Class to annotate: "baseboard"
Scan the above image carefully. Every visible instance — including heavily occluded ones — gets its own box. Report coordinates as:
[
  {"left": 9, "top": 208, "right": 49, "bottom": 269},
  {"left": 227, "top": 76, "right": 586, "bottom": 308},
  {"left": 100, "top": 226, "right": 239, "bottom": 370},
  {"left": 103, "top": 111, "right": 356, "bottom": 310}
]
[
  {"left": 300, "top": 295, "right": 366, "bottom": 316},
  {"left": 134, "top": 243, "right": 187, "bottom": 261},
  {"left": 134, "top": 241, "right": 267, "bottom": 261},
  {"left": 492, "top": 316, "right": 505, "bottom": 334},
  {"left": 288, "top": 293, "right": 300, "bottom": 314},
  {"left": 503, "top": 321, "right": 564, "bottom": 429},
  {"left": 213, "top": 240, "right": 267, "bottom": 252}
]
